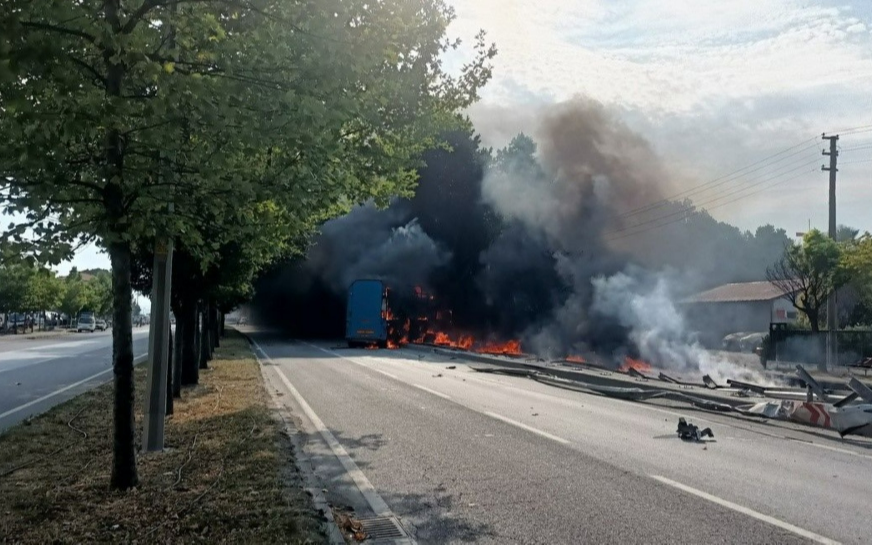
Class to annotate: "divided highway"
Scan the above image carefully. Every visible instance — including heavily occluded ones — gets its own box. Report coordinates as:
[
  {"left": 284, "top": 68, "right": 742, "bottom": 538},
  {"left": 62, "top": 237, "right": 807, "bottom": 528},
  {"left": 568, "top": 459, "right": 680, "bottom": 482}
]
[
  {"left": 251, "top": 332, "right": 872, "bottom": 545},
  {"left": 0, "top": 329, "right": 150, "bottom": 431}
]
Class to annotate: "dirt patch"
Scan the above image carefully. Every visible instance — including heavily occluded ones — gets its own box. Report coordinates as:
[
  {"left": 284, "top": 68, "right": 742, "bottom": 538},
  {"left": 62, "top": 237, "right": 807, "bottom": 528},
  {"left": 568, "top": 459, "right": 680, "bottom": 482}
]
[{"left": 0, "top": 331, "right": 326, "bottom": 544}]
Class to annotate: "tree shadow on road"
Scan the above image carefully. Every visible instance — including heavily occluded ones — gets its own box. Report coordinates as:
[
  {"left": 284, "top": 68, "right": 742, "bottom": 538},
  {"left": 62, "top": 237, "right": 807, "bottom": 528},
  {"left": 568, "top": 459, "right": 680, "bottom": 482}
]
[{"left": 383, "top": 487, "right": 497, "bottom": 543}]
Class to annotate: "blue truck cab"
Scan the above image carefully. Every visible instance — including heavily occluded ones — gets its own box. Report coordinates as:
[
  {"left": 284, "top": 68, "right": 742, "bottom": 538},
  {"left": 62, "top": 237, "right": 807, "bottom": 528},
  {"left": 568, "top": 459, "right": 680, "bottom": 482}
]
[{"left": 346, "top": 279, "right": 389, "bottom": 348}]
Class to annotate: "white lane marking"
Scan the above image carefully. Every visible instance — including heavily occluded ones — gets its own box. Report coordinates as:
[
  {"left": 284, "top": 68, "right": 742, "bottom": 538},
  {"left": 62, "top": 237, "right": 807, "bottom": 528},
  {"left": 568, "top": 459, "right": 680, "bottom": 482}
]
[
  {"left": 412, "top": 384, "right": 452, "bottom": 400},
  {"left": 314, "top": 344, "right": 872, "bottom": 461},
  {"left": 311, "top": 343, "right": 571, "bottom": 445},
  {"left": 484, "top": 411, "right": 570, "bottom": 445},
  {"left": 307, "top": 343, "right": 402, "bottom": 380},
  {"left": 251, "top": 340, "right": 395, "bottom": 518},
  {"left": 0, "top": 353, "right": 148, "bottom": 420},
  {"left": 651, "top": 475, "right": 842, "bottom": 545}
]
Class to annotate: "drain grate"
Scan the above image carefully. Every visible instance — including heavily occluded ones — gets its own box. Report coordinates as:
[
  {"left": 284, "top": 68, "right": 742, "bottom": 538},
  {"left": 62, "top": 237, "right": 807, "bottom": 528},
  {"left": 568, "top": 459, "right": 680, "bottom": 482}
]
[{"left": 358, "top": 516, "right": 408, "bottom": 541}]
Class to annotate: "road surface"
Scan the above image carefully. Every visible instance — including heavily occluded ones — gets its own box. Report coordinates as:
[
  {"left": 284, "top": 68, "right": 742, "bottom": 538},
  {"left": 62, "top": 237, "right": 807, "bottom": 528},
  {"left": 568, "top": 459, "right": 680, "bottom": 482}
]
[
  {"left": 251, "top": 333, "right": 872, "bottom": 545},
  {"left": 0, "top": 328, "right": 150, "bottom": 431}
]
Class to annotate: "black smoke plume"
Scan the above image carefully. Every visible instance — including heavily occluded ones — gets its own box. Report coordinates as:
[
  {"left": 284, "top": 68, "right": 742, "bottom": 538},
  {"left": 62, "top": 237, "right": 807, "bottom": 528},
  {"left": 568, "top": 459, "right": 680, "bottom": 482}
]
[
  {"left": 252, "top": 98, "right": 786, "bottom": 371},
  {"left": 253, "top": 99, "right": 675, "bottom": 356}
]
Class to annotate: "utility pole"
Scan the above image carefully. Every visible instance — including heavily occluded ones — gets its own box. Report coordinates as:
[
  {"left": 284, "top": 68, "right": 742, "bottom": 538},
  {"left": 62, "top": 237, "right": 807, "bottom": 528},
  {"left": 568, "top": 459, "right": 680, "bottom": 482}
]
[
  {"left": 822, "top": 133, "right": 839, "bottom": 372},
  {"left": 143, "top": 211, "right": 174, "bottom": 452}
]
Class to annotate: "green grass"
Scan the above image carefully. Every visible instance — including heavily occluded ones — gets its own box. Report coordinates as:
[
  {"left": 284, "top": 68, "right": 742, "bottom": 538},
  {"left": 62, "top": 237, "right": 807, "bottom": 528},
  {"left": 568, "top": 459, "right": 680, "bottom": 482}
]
[{"left": 0, "top": 331, "right": 326, "bottom": 544}]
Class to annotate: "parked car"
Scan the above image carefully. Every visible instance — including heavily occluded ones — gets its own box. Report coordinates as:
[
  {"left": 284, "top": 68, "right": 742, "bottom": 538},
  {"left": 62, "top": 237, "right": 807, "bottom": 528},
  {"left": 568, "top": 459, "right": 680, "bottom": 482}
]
[
  {"left": 77, "top": 315, "right": 96, "bottom": 333},
  {"left": 721, "top": 332, "right": 751, "bottom": 351},
  {"left": 738, "top": 332, "right": 767, "bottom": 353},
  {"left": 96, "top": 319, "right": 108, "bottom": 331}
]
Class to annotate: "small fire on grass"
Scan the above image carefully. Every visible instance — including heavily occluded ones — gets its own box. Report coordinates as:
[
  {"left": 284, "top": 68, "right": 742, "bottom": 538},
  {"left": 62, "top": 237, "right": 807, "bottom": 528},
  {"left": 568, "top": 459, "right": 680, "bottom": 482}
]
[{"left": 620, "top": 357, "right": 652, "bottom": 373}]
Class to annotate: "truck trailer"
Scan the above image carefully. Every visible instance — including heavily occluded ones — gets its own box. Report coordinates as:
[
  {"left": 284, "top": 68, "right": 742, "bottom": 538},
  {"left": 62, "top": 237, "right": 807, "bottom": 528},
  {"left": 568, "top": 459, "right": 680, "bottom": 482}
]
[{"left": 345, "top": 279, "right": 390, "bottom": 348}]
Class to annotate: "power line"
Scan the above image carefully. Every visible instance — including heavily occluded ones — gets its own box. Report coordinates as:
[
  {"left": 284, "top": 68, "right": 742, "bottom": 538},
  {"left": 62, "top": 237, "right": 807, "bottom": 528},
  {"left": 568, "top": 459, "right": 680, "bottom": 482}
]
[
  {"left": 838, "top": 143, "right": 872, "bottom": 153},
  {"left": 607, "top": 156, "right": 821, "bottom": 237},
  {"left": 829, "top": 124, "right": 872, "bottom": 136},
  {"left": 606, "top": 167, "right": 818, "bottom": 242},
  {"left": 617, "top": 136, "right": 820, "bottom": 220}
]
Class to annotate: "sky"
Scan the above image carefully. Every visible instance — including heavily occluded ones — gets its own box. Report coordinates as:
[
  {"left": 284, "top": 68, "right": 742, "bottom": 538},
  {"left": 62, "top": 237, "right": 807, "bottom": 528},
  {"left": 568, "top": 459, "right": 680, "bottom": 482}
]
[
  {"left": 19, "top": 0, "right": 872, "bottom": 301},
  {"left": 451, "top": 0, "right": 872, "bottom": 234}
]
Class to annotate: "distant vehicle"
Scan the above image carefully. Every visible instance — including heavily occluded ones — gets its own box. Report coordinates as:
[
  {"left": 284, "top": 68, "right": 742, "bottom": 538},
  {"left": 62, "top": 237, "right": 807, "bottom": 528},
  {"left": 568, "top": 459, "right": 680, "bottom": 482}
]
[
  {"left": 96, "top": 319, "right": 108, "bottom": 331},
  {"left": 738, "top": 332, "right": 767, "bottom": 353},
  {"left": 346, "top": 279, "right": 389, "bottom": 348},
  {"left": 721, "top": 331, "right": 752, "bottom": 351},
  {"left": 77, "top": 314, "right": 96, "bottom": 333}
]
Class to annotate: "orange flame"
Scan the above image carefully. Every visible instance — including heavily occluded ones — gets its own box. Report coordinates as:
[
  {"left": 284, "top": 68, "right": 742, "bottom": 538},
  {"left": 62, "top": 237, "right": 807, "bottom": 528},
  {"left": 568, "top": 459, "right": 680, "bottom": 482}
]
[
  {"left": 476, "top": 340, "right": 522, "bottom": 356},
  {"left": 620, "top": 357, "right": 652, "bottom": 373},
  {"left": 566, "top": 355, "right": 586, "bottom": 363}
]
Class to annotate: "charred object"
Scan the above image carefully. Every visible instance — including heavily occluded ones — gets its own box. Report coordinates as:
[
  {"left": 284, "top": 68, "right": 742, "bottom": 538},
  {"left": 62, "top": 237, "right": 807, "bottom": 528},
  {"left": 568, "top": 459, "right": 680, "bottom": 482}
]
[{"left": 677, "top": 417, "right": 714, "bottom": 442}]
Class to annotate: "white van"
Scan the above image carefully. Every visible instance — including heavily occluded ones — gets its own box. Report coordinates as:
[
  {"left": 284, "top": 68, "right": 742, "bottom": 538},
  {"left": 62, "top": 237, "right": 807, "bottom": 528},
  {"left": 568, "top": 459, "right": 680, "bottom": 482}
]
[{"left": 77, "top": 314, "right": 96, "bottom": 333}]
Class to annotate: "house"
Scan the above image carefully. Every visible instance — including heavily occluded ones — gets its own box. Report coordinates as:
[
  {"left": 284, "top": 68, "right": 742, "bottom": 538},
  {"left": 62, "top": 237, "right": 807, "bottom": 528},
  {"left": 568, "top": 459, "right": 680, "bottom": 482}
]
[{"left": 681, "top": 281, "right": 798, "bottom": 344}]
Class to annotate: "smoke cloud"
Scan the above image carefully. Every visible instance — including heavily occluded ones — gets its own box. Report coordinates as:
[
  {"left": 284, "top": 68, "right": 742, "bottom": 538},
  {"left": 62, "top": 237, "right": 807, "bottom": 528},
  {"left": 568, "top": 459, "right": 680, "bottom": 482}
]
[
  {"left": 252, "top": 96, "right": 781, "bottom": 380},
  {"left": 311, "top": 203, "right": 450, "bottom": 293},
  {"left": 591, "top": 266, "right": 775, "bottom": 383}
]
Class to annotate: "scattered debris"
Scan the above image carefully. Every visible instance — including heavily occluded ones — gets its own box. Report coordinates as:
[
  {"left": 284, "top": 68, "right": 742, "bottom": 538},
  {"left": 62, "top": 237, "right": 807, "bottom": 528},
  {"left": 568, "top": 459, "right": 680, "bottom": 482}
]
[
  {"left": 677, "top": 418, "right": 714, "bottom": 442},
  {"left": 334, "top": 511, "right": 367, "bottom": 542},
  {"left": 532, "top": 413, "right": 539, "bottom": 417},
  {"left": 447, "top": 366, "right": 456, "bottom": 370},
  {"left": 433, "top": 373, "right": 443, "bottom": 378},
  {"left": 702, "top": 375, "right": 722, "bottom": 389}
]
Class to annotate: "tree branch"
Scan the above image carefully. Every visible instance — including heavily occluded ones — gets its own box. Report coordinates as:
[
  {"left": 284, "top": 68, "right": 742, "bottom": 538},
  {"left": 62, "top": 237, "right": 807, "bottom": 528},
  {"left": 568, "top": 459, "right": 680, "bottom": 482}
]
[
  {"left": 20, "top": 22, "right": 97, "bottom": 44},
  {"left": 68, "top": 55, "right": 107, "bottom": 88},
  {"left": 121, "top": 0, "right": 161, "bottom": 34}
]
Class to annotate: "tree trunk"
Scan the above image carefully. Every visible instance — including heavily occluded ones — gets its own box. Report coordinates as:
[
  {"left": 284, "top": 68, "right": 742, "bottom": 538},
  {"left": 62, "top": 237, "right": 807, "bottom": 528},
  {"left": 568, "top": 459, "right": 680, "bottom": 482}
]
[
  {"left": 199, "top": 305, "right": 210, "bottom": 369},
  {"left": 220, "top": 313, "right": 225, "bottom": 336},
  {"left": 108, "top": 240, "right": 138, "bottom": 490},
  {"left": 211, "top": 304, "right": 220, "bottom": 349},
  {"left": 180, "top": 299, "right": 199, "bottom": 386},
  {"left": 809, "top": 309, "right": 820, "bottom": 332},
  {"left": 172, "top": 316, "right": 183, "bottom": 397},
  {"left": 166, "top": 326, "right": 174, "bottom": 415}
]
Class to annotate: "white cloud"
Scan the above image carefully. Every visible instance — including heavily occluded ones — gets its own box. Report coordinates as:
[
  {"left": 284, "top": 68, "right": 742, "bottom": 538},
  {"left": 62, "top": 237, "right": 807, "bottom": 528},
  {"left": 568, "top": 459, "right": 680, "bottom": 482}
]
[{"left": 452, "top": 0, "right": 872, "bottom": 234}]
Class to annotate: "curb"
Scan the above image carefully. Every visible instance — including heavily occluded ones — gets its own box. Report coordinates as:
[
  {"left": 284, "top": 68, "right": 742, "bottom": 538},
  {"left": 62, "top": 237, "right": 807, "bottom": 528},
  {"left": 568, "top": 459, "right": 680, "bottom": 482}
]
[{"left": 238, "top": 330, "right": 346, "bottom": 545}]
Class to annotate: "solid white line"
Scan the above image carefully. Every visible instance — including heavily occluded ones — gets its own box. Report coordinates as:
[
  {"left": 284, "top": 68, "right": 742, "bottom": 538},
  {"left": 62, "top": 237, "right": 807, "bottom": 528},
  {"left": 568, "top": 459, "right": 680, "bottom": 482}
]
[
  {"left": 484, "top": 411, "right": 570, "bottom": 445},
  {"left": 251, "top": 339, "right": 394, "bottom": 517},
  {"left": 412, "top": 384, "right": 452, "bottom": 400},
  {"left": 651, "top": 475, "right": 841, "bottom": 545},
  {"left": 0, "top": 353, "right": 148, "bottom": 420}
]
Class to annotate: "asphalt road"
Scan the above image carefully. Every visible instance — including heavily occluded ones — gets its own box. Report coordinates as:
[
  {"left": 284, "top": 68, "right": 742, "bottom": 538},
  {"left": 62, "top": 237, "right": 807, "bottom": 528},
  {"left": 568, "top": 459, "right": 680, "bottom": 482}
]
[
  {"left": 251, "top": 333, "right": 872, "bottom": 545},
  {"left": 0, "top": 328, "right": 150, "bottom": 431}
]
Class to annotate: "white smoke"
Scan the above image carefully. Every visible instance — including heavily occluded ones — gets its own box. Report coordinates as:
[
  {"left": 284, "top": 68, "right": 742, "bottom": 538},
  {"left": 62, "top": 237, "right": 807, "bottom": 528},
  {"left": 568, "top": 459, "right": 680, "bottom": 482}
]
[{"left": 591, "top": 267, "right": 776, "bottom": 385}]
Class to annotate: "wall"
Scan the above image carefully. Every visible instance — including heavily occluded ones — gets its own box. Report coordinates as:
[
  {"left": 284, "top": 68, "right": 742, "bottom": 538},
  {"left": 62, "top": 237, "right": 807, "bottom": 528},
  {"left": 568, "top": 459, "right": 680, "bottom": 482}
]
[{"left": 684, "top": 300, "right": 773, "bottom": 346}]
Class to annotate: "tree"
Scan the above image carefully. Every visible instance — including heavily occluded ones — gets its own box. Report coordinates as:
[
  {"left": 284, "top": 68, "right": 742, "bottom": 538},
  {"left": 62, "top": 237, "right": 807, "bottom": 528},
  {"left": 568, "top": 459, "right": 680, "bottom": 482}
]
[
  {"left": 87, "top": 270, "right": 114, "bottom": 318},
  {"left": 59, "top": 277, "right": 91, "bottom": 325},
  {"left": 842, "top": 234, "right": 872, "bottom": 308},
  {"left": 2, "top": 0, "right": 494, "bottom": 489},
  {"left": 837, "top": 225, "right": 860, "bottom": 242},
  {"left": 0, "top": 263, "right": 31, "bottom": 330},
  {"left": 24, "top": 268, "right": 63, "bottom": 328},
  {"left": 767, "top": 229, "right": 846, "bottom": 332}
]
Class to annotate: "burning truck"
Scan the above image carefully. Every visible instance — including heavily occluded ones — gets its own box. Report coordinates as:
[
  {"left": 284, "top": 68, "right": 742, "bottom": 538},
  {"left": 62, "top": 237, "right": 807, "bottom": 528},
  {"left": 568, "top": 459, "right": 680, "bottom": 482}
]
[{"left": 345, "top": 278, "right": 524, "bottom": 355}]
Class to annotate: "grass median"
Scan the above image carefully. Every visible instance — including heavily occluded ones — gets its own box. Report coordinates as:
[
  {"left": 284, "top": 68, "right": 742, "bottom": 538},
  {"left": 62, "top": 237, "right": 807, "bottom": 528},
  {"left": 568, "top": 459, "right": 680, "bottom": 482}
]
[{"left": 0, "top": 330, "right": 326, "bottom": 544}]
